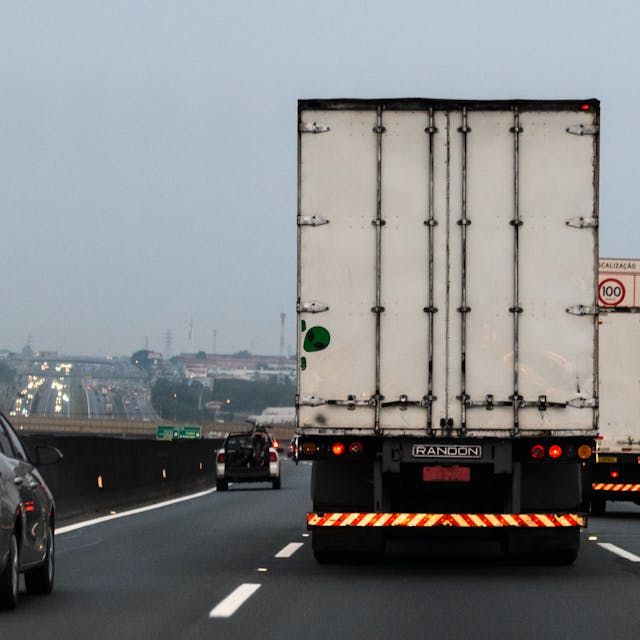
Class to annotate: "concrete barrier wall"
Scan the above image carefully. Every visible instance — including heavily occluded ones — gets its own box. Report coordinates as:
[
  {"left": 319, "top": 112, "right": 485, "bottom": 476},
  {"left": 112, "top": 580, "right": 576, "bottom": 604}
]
[
  {"left": 13, "top": 416, "right": 297, "bottom": 442},
  {"left": 22, "top": 435, "right": 223, "bottom": 522}
]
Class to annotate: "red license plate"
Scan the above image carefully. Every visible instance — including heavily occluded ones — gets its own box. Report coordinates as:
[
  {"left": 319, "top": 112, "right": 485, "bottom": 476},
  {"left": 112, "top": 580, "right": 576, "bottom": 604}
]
[{"left": 423, "top": 465, "right": 471, "bottom": 482}]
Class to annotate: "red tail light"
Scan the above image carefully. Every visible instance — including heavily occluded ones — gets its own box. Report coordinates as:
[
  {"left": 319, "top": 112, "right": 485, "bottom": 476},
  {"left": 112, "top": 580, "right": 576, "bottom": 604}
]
[
  {"left": 217, "top": 452, "right": 225, "bottom": 464},
  {"left": 548, "top": 445, "right": 563, "bottom": 459},
  {"left": 331, "top": 442, "right": 345, "bottom": 456},
  {"left": 272, "top": 439, "right": 279, "bottom": 448},
  {"left": 349, "top": 441, "right": 364, "bottom": 455},
  {"left": 580, "top": 103, "right": 591, "bottom": 111},
  {"left": 268, "top": 451, "right": 277, "bottom": 462},
  {"left": 610, "top": 469, "right": 620, "bottom": 479},
  {"left": 530, "top": 444, "right": 545, "bottom": 460}
]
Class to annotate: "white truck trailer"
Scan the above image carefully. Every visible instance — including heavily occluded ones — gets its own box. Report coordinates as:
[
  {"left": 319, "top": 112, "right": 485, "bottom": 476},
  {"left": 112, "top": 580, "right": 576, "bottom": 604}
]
[
  {"left": 297, "top": 98, "right": 599, "bottom": 563},
  {"left": 591, "top": 259, "right": 640, "bottom": 513}
]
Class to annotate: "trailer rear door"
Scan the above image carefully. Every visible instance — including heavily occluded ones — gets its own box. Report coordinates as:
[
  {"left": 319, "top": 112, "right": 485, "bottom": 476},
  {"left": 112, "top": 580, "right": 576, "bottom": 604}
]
[{"left": 298, "top": 100, "right": 599, "bottom": 436}]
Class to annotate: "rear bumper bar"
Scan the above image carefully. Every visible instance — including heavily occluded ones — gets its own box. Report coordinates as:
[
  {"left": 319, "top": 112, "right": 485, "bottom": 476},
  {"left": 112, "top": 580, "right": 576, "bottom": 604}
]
[
  {"left": 307, "top": 512, "right": 586, "bottom": 528},
  {"left": 592, "top": 483, "right": 640, "bottom": 492}
]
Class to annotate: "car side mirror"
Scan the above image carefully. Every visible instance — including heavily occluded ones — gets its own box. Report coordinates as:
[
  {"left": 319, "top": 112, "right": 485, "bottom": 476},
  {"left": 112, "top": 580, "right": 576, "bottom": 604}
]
[{"left": 33, "top": 445, "right": 63, "bottom": 466}]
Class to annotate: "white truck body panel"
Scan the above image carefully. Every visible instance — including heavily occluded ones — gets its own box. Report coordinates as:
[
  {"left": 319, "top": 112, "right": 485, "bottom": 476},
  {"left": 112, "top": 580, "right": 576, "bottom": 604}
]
[
  {"left": 298, "top": 100, "right": 599, "bottom": 437},
  {"left": 597, "top": 261, "right": 640, "bottom": 454}
]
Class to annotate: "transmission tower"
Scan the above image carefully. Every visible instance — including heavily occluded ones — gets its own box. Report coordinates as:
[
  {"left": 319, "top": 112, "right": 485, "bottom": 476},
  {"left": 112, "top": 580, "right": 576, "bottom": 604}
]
[
  {"left": 280, "top": 313, "right": 286, "bottom": 362},
  {"left": 165, "top": 330, "right": 173, "bottom": 358}
]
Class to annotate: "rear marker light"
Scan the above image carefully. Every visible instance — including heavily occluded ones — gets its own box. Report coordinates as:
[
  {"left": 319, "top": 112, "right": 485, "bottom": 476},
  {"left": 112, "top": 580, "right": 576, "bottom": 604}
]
[
  {"left": 580, "top": 104, "right": 591, "bottom": 111},
  {"left": 610, "top": 469, "right": 620, "bottom": 479},
  {"left": 349, "top": 441, "right": 364, "bottom": 455},
  {"left": 530, "top": 444, "right": 545, "bottom": 460},
  {"left": 331, "top": 442, "right": 345, "bottom": 456},
  {"left": 548, "top": 445, "right": 563, "bottom": 459},
  {"left": 301, "top": 442, "right": 317, "bottom": 456},
  {"left": 578, "top": 444, "right": 593, "bottom": 460}
]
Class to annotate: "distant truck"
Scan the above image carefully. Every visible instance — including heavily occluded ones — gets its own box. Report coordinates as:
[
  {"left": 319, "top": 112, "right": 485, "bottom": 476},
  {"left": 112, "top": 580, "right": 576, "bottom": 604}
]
[
  {"left": 590, "top": 259, "right": 640, "bottom": 513},
  {"left": 297, "top": 98, "right": 599, "bottom": 563}
]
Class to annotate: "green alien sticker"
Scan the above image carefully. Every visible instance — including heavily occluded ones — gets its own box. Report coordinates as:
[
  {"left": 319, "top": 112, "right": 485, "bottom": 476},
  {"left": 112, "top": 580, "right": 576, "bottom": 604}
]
[
  {"left": 303, "top": 326, "right": 331, "bottom": 353},
  {"left": 300, "top": 322, "right": 331, "bottom": 370}
]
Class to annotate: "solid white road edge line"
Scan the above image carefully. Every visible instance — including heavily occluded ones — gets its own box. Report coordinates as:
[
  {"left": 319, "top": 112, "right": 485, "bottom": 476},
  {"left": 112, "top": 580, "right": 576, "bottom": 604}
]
[
  {"left": 598, "top": 542, "right": 640, "bottom": 562},
  {"left": 209, "top": 584, "right": 261, "bottom": 619},
  {"left": 55, "top": 487, "right": 217, "bottom": 535},
  {"left": 275, "top": 542, "right": 304, "bottom": 558}
]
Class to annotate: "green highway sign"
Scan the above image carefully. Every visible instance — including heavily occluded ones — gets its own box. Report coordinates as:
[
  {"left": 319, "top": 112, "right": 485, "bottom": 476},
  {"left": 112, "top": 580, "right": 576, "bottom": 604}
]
[
  {"left": 156, "top": 425, "right": 201, "bottom": 440},
  {"left": 179, "top": 426, "right": 201, "bottom": 439}
]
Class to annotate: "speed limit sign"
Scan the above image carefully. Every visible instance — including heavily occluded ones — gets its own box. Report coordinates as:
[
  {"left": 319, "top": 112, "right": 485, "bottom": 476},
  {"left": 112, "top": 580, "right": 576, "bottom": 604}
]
[{"left": 598, "top": 278, "right": 625, "bottom": 306}]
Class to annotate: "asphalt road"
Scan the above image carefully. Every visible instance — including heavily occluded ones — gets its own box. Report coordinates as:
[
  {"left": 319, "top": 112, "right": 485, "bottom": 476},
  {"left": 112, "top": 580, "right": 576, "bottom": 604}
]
[{"left": 2, "top": 461, "right": 640, "bottom": 639}]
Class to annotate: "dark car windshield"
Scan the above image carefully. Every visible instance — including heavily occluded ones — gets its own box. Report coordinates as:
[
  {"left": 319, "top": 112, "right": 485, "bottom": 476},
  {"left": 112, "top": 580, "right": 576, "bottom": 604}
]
[{"left": 226, "top": 435, "right": 252, "bottom": 451}]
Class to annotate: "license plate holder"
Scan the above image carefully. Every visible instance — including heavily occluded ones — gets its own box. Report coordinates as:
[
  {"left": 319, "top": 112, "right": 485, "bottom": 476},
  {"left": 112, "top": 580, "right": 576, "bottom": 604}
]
[{"left": 423, "top": 465, "right": 471, "bottom": 482}]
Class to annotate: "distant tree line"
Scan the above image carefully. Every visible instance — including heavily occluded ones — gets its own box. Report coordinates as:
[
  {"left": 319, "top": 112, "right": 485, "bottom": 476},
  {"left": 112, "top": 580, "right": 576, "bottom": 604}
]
[{"left": 151, "top": 377, "right": 295, "bottom": 422}]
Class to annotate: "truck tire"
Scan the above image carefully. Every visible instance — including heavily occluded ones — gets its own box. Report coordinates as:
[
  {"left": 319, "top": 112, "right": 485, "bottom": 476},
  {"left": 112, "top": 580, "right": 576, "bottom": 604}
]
[
  {"left": 25, "top": 521, "right": 55, "bottom": 595},
  {"left": 0, "top": 533, "right": 19, "bottom": 610}
]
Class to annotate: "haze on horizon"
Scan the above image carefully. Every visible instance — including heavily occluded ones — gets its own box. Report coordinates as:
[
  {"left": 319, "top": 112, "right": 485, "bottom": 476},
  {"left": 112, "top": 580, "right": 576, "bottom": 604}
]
[{"left": 1, "top": 0, "right": 638, "bottom": 357}]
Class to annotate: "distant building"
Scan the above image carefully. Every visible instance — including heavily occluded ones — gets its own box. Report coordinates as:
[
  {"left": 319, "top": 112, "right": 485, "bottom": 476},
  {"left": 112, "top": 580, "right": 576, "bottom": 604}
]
[{"left": 176, "top": 352, "right": 295, "bottom": 383}]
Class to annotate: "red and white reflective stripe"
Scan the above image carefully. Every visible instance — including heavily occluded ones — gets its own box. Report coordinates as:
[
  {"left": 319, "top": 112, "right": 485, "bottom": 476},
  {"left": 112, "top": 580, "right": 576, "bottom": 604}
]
[
  {"left": 592, "top": 483, "right": 640, "bottom": 492},
  {"left": 307, "top": 512, "right": 585, "bottom": 528}
]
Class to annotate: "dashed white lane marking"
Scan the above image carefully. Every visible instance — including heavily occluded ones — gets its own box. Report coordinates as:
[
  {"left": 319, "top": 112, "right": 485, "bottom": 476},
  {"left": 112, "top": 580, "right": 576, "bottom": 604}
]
[
  {"left": 598, "top": 543, "right": 640, "bottom": 562},
  {"left": 209, "top": 584, "right": 261, "bottom": 618},
  {"left": 55, "top": 488, "right": 217, "bottom": 535},
  {"left": 275, "top": 542, "right": 304, "bottom": 558}
]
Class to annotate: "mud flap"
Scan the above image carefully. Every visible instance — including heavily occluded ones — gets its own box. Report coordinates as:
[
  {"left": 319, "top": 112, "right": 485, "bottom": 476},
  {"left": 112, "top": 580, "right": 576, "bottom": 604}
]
[{"left": 505, "top": 528, "right": 580, "bottom": 564}]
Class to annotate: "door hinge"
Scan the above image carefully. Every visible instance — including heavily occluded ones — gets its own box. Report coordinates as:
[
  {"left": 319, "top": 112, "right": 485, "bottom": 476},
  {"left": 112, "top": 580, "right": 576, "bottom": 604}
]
[
  {"left": 297, "top": 301, "right": 330, "bottom": 314},
  {"left": 298, "top": 215, "right": 329, "bottom": 227},
  {"left": 299, "top": 395, "right": 374, "bottom": 409},
  {"left": 566, "top": 124, "right": 599, "bottom": 136},
  {"left": 566, "top": 304, "right": 598, "bottom": 316},
  {"left": 565, "top": 216, "right": 598, "bottom": 229},
  {"left": 298, "top": 396, "right": 325, "bottom": 407},
  {"left": 566, "top": 397, "right": 598, "bottom": 409},
  {"left": 299, "top": 122, "right": 330, "bottom": 134}
]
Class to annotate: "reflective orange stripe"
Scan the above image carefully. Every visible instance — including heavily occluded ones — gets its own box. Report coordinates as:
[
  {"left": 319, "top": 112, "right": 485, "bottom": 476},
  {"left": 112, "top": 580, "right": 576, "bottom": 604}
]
[
  {"left": 592, "top": 483, "right": 640, "bottom": 492},
  {"left": 307, "top": 513, "right": 586, "bottom": 528}
]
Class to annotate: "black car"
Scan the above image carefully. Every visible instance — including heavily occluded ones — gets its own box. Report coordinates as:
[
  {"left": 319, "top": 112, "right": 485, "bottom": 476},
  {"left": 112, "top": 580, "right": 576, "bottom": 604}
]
[
  {"left": 0, "top": 413, "right": 61, "bottom": 609},
  {"left": 216, "top": 429, "right": 282, "bottom": 490}
]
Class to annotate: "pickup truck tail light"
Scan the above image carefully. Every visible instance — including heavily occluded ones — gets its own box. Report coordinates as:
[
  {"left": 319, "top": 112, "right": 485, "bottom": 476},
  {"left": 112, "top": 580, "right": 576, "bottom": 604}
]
[
  {"left": 217, "top": 452, "right": 225, "bottom": 464},
  {"left": 268, "top": 451, "right": 278, "bottom": 463}
]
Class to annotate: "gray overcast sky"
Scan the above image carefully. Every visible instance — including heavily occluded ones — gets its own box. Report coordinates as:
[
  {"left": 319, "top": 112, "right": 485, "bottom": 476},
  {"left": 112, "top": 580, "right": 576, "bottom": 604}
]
[{"left": 1, "top": 0, "right": 637, "bottom": 356}]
